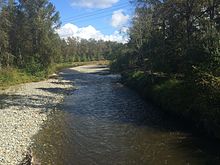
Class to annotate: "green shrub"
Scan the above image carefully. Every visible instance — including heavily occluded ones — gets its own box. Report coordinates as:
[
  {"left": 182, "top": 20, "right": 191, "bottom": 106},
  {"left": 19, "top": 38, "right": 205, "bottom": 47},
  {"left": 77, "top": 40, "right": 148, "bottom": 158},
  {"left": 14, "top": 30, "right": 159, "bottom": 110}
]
[
  {"left": 0, "top": 68, "right": 34, "bottom": 89},
  {"left": 121, "top": 70, "right": 220, "bottom": 138}
]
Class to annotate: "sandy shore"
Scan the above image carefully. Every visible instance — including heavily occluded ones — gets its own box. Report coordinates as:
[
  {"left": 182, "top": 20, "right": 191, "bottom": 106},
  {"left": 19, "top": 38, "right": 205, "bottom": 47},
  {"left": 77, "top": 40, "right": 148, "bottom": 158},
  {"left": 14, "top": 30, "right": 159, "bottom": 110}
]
[{"left": 0, "top": 76, "right": 73, "bottom": 165}]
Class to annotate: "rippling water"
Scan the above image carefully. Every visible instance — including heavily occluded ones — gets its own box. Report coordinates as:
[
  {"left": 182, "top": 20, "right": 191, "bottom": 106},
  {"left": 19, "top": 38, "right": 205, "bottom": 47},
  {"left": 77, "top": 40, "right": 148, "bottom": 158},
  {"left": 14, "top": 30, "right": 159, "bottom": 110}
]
[{"left": 32, "top": 66, "right": 220, "bottom": 165}]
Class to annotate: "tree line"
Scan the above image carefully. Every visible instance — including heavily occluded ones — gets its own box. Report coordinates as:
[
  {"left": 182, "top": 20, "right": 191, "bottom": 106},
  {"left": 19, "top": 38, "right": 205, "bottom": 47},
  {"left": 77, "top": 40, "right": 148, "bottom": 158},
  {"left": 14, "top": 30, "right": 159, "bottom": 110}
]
[
  {"left": 0, "top": 0, "right": 62, "bottom": 74},
  {"left": 111, "top": 0, "right": 220, "bottom": 136},
  {"left": 61, "top": 37, "right": 123, "bottom": 62},
  {"left": 112, "top": 0, "right": 220, "bottom": 85},
  {"left": 114, "top": 0, "right": 219, "bottom": 73},
  {"left": 0, "top": 0, "right": 121, "bottom": 76}
]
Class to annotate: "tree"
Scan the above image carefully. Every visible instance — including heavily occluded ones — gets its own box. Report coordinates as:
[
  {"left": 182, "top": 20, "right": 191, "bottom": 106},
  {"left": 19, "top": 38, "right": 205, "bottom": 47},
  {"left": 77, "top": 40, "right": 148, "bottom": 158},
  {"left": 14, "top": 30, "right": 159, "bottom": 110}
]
[
  {"left": 16, "top": 0, "right": 61, "bottom": 72},
  {"left": 0, "top": 1, "right": 12, "bottom": 68}
]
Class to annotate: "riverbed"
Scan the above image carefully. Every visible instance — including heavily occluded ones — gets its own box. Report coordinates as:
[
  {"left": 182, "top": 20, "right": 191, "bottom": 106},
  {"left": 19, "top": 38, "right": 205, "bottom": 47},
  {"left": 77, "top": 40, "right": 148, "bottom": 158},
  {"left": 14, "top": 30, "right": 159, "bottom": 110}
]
[
  {"left": 0, "top": 77, "right": 73, "bottom": 165},
  {"left": 31, "top": 65, "right": 220, "bottom": 165}
]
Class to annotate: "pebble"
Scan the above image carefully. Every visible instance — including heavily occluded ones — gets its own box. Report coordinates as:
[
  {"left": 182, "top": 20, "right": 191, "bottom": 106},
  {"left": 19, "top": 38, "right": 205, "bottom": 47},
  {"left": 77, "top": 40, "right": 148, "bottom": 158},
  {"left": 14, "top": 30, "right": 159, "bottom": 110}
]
[{"left": 0, "top": 78, "right": 73, "bottom": 165}]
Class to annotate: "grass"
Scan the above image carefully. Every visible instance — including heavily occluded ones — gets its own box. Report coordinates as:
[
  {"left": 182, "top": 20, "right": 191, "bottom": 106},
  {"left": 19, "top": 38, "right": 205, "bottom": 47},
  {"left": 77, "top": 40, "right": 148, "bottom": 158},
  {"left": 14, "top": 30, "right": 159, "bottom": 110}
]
[
  {"left": 121, "top": 70, "right": 220, "bottom": 138},
  {"left": 0, "top": 68, "right": 42, "bottom": 90},
  {"left": 0, "top": 60, "right": 109, "bottom": 90}
]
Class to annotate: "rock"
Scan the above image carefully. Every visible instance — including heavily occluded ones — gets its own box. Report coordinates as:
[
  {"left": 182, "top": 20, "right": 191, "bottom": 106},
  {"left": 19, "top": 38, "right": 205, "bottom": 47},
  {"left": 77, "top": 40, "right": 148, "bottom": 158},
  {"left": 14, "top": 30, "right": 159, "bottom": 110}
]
[{"left": 0, "top": 78, "right": 73, "bottom": 165}]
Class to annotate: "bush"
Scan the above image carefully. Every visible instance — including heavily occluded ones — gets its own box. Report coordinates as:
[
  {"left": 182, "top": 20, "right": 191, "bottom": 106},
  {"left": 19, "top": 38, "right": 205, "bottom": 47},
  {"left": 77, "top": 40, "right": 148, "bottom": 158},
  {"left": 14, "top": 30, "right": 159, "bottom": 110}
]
[
  {"left": 0, "top": 68, "right": 35, "bottom": 89},
  {"left": 121, "top": 70, "right": 220, "bottom": 138},
  {"left": 24, "top": 55, "right": 46, "bottom": 76}
]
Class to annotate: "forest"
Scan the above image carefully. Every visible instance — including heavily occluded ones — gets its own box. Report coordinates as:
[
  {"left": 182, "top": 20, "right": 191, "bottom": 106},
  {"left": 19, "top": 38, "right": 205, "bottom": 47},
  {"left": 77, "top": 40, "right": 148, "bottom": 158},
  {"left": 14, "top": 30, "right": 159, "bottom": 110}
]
[
  {"left": 0, "top": 0, "right": 120, "bottom": 85},
  {"left": 111, "top": 0, "right": 220, "bottom": 137}
]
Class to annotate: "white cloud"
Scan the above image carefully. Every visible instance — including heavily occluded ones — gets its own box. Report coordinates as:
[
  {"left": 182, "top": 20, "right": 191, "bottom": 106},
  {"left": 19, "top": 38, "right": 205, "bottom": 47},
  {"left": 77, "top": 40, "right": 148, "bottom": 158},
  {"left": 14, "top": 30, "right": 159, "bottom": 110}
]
[
  {"left": 111, "top": 10, "right": 129, "bottom": 28},
  {"left": 71, "top": 0, "right": 119, "bottom": 9},
  {"left": 56, "top": 23, "right": 128, "bottom": 43}
]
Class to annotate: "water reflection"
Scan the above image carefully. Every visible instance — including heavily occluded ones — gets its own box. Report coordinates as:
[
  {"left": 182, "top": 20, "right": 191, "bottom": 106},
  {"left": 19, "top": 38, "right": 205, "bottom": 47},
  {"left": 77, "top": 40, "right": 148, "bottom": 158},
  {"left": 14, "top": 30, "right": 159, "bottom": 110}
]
[{"left": 32, "top": 67, "right": 220, "bottom": 165}]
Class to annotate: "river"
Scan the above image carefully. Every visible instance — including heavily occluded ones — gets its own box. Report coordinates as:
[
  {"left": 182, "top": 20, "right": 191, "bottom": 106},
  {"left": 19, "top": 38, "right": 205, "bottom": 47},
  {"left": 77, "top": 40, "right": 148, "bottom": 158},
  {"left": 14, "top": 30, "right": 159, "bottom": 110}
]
[{"left": 32, "top": 65, "right": 220, "bottom": 165}]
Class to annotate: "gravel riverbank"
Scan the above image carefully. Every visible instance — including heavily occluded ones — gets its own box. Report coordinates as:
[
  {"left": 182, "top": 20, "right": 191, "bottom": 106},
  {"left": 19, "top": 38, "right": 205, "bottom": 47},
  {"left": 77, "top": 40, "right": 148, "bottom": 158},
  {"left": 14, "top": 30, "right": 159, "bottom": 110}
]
[{"left": 0, "top": 76, "right": 73, "bottom": 165}]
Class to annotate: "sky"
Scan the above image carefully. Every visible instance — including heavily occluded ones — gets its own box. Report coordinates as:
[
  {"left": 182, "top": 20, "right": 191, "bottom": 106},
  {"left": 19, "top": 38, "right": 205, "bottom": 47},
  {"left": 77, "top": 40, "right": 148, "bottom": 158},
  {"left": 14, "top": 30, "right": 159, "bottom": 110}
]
[{"left": 50, "top": 0, "right": 135, "bottom": 43}]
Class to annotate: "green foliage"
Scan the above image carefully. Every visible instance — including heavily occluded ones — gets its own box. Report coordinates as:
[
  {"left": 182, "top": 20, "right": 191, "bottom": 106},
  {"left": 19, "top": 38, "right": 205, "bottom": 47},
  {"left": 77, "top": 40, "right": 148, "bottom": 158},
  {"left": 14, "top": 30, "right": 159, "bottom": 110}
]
[
  {"left": 112, "top": 0, "right": 220, "bottom": 75},
  {"left": 110, "top": 0, "right": 220, "bottom": 138},
  {"left": 0, "top": 68, "right": 41, "bottom": 89},
  {"left": 0, "top": 0, "right": 62, "bottom": 70},
  {"left": 0, "top": 1, "right": 121, "bottom": 80},
  {"left": 154, "top": 79, "right": 180, "bottom": 92},
  {"left": 122, "top": 71, "right": 220, "bottom": 137},
  {"left": 110, "top": 48, "right": 135, "bottom": 72},
  {"left": 61, "top": 38, "right": 123, "bottom": 63},
  {"left": 24, "top": 55, "right": 44, "bottom": 75}
]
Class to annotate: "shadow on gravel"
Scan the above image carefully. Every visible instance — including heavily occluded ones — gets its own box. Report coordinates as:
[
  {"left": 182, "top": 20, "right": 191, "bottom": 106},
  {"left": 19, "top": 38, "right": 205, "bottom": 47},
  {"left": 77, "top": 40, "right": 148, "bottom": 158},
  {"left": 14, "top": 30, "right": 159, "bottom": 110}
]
[
  {"left": 37, "top": 87, "right": 75, "bottom": 96},
  {"left": 0, "top": 94, "right": 56, "bottom": 110},
  {"left": 0, "top": 78, "right": 74, "bottom": 111}
]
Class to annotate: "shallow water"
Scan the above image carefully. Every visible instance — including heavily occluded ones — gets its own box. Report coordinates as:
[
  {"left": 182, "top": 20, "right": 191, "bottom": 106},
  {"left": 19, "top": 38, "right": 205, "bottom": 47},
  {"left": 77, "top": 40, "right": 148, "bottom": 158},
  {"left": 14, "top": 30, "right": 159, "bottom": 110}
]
[{"left": 32, "top": 66, "right": 220, "bottom": 165}]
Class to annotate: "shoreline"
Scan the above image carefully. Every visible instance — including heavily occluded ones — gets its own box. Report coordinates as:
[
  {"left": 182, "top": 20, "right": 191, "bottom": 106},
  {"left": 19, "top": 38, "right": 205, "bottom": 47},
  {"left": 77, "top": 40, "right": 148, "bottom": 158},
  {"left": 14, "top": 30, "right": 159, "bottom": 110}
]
[
  {"left": 120, "top": 71, "right": 220, "bottom": 139},
  {"left": 0, "top": 75, "right": 73, "bottom": 165}
]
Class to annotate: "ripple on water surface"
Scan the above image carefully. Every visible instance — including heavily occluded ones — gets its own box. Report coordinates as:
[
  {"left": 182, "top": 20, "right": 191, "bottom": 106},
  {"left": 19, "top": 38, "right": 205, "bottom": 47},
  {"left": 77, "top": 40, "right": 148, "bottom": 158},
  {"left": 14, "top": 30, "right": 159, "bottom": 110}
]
[{"left": 32, "top": 66, "right": 220, "bottom": 165}]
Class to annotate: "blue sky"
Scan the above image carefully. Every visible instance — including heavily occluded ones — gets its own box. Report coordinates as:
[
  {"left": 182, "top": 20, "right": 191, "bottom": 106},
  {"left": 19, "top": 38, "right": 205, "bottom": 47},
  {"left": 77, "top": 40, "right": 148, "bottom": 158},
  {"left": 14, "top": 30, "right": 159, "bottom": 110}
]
[{"left": 50, "top": 0, "right": 134, "bottom": 42}]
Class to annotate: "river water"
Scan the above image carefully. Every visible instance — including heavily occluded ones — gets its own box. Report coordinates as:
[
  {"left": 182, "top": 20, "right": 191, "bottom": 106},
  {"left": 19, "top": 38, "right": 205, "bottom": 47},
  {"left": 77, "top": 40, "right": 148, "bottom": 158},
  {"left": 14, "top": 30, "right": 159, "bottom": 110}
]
[{"left": 32, "top": 65, "right": 220, "bottom": 165}]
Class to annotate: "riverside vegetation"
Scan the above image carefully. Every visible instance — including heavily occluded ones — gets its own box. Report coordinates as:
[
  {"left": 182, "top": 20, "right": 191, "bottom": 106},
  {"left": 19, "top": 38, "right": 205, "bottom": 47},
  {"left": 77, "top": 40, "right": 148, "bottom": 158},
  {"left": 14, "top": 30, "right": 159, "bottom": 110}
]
[
  {"left": 0, "top": 1, "right": 119, "bottom": 163},
  {"left": 0, "top": 61, "right": 109, "bottom": 89},
  {"left": 110, "top": 0, "right": 220, "bottom": 138},
  {"left": 0, "top": 0, "right": 121, "bottom": 88},
  {"left": 0, "top": 0, "right": 219, "bottom": 145}
]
